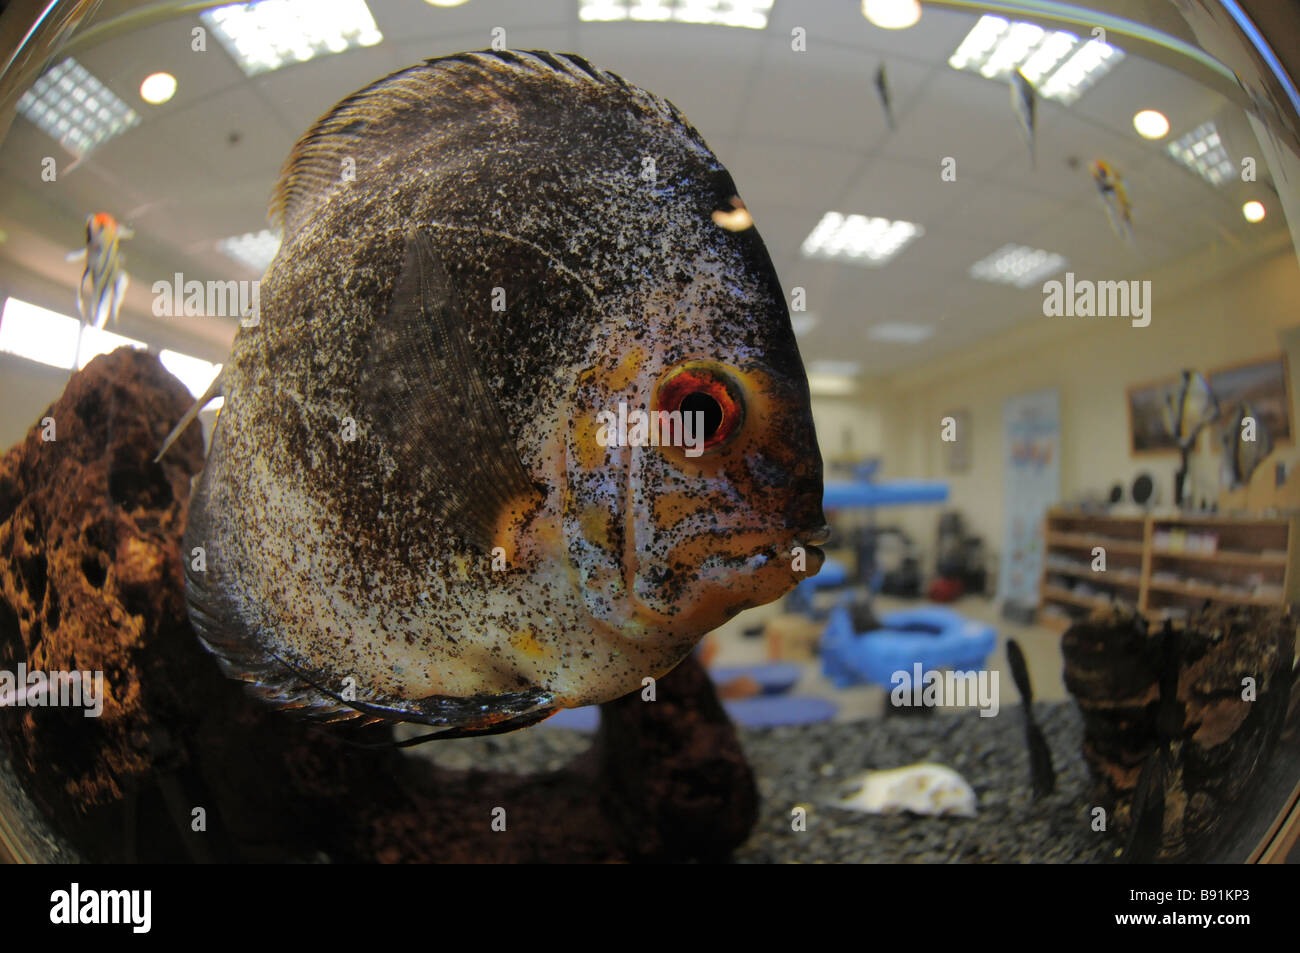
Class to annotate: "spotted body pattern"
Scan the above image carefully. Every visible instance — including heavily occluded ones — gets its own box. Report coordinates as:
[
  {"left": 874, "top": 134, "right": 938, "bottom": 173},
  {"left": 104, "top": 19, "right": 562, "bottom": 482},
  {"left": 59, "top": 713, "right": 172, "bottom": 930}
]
[{"left": 184, "top": 51, "right": 825, "bottom": 736}]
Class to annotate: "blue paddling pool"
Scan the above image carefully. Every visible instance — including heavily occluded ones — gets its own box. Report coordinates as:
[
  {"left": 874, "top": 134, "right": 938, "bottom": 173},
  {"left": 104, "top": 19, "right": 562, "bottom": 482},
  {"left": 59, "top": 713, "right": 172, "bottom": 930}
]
[{"left": 821, "top": 603, "right": 996, "bottom": 689}]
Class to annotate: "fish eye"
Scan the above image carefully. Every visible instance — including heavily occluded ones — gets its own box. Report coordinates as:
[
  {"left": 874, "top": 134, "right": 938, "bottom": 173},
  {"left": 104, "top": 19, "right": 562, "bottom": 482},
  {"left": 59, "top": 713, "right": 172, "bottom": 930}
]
[{"left": 655, "top": 362, "right": 745, "bottom": 453}]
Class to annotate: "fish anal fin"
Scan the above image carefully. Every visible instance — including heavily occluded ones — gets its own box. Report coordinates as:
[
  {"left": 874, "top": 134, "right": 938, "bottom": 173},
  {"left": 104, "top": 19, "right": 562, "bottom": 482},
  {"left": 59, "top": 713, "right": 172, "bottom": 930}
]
[{"left": 360, "top": 228, "right": 544, "bottom": 555}]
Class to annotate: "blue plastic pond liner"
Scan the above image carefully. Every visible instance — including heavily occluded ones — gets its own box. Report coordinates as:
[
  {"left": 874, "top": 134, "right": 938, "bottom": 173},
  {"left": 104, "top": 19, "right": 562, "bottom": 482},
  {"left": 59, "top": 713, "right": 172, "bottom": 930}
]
[
  {"left": 710, "top": 663, "right": 803, "bottom": 695},
  {"left": 821, "top": 479, "right": 949, "bottom": 509},
  {"left": 820, "top": 604, "right": 997, "bottom": 689},
  {"left": 540, "top": 694, "right": 838, "bottom": 732}
]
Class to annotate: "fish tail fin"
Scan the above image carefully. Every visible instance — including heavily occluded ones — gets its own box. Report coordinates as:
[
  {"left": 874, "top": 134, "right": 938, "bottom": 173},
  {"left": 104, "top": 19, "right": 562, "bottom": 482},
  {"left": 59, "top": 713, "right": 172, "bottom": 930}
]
[{"left": 155, "top": 367, "right": 224, "bottom": 463}]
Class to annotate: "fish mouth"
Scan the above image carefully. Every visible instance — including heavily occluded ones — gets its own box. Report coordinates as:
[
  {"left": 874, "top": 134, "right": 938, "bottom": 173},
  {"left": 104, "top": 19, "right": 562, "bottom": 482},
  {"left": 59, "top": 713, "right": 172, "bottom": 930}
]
[{"left": 792, "top": 523, "right": 831, "bottom": 561}]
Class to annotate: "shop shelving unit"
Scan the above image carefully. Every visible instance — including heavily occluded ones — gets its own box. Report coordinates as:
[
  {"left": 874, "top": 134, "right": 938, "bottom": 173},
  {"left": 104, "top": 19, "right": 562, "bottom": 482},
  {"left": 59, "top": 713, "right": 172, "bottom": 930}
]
[{"left": 1038, "top": 507, "right": 1299, "bottom": 630}]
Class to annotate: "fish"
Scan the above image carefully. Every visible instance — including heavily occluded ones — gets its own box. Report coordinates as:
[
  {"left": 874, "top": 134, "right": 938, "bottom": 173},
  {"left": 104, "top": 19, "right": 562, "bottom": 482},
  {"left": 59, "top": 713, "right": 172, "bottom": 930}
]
[
  {"left": 874, "top": 63, "right": 895, "bottom": 131},
  {"left": 1009, "top": 68, "right": 1035, "bottom": 167},
  {"left": 67, "top": 212, "right": 132, "bottom": 330},
  {"left": 1161, "top": 369, "right": 1219, "bottom": 447},
  {"left": 1221, "top": 400, "right": 1273, "bottom": 488},
  {"left": 1091, "top": 159, "right": 1134, "bottom": 242},
  {"left": 1005, "top": 638, "right": 1055, "bottom": 797},
  {"left": 179, "top": 50, "right": 827, "bottom": 740}
]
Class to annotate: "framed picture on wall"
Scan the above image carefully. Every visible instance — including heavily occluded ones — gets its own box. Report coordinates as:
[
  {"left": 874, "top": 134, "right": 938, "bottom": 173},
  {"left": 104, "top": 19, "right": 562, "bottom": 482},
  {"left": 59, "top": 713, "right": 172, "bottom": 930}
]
[
  {"left": 1208, "top": 354, "right": 1292, "bottom": 447},
  {"left": 1127, "top": 377, "right": 1182, "bottom": 454},
  {"left": 942, "top": 409, "right": 972, "bottom": 472}
]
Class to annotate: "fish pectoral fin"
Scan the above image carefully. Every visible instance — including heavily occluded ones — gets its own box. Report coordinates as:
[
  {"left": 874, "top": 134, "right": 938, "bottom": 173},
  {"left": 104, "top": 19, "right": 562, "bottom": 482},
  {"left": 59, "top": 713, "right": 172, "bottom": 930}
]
[{"left": 359, "top": 228, "right": 544, "bottom": 553}]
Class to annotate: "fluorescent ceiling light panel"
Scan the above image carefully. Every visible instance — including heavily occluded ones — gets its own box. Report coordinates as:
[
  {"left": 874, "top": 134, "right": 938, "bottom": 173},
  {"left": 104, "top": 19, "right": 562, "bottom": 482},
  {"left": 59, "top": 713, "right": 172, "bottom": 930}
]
[
  {"left": 948, "top": 15, "right": 1123, "bottom": 104},
  {"left": 160, "top": 349, "right": 223, "bottom": 399},
  {"left": 801, "top": 213, "right": 923, "bottom": 266},
  {"left": 1166, "top": 121, "right": 1234, "bottom": 186},
  {"left": 201, "top": 0, "right": 383, "bottom": 77},
  {"left": 0, "top": 298, "right": 81, "bottom": 369},
  {"left": 867, "top": 322, "right": 934, "bottom": 344},
  {"left": 217, "top": 229, "right": 281, "bottom": 272},
  {"left": 809, "top": 360, "right": 861, "bottom": 377},
  {"left": 969, "top": 243, "right": 1067, "bottom": 288},
  {"left": 578, "top": 0, "right": 774, "bottom": 29},
  {"left": 0, "top": 298, "right": 145, "bottom": 370},
  {"left": 807, "top": 374, "right": 858, "bottom": 396},
  {"left": 16, "top": 58, "right": 140, "bottom": 157},
  {"left": 77, "top": 325, "right": 147, "bottom": 369}
]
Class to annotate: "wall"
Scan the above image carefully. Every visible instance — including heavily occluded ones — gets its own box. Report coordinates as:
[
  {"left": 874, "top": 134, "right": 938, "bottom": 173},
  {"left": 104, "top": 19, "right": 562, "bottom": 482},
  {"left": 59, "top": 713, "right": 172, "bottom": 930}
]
[
  {"left": 872, "top": 240, "right": 1300, "bottom": 561},
  {"left": 810, "top": 393, "right": 884, "bottom": 468}
]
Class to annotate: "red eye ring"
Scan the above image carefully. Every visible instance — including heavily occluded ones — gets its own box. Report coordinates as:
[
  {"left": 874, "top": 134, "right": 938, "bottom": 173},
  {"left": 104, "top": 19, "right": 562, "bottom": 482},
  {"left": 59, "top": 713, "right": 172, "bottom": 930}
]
[{"left": 655, "top": 363, "right": 745, "bottom": 453}]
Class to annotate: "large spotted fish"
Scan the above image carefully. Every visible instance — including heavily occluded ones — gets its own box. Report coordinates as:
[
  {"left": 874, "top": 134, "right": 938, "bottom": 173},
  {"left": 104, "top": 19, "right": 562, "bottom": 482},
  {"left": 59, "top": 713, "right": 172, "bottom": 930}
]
[{"left": 180, "top": 50, "right": 826, "bottom": 739}]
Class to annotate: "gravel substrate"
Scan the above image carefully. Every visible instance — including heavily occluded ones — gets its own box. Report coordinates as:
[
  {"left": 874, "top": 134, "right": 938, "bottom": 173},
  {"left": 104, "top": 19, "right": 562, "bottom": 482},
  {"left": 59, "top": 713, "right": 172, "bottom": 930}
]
[
  {"left": 411, "top": 701, "right": 1114, "bottom": 864},
  {"left": 732, "top": 702, "right": 1110, "bottom": 864}
]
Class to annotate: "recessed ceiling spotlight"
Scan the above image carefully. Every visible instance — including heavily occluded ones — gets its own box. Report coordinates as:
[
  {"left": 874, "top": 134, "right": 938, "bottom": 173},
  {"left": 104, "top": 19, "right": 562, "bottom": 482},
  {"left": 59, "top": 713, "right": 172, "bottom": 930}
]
[
  {"left": 969, "top": 243, "right": 1067, "bottom": 288},
  {"left": 578, "top": 0, "right": 774, "bottom": 28},
  {"left": 861, "top": 0, "right": 920, "bottom": 30},
  {"left": 424, "top": 0, "right": 470, "bottom": 6},
  {"left": 140, "top": 72, "right": 177, "bottom": 105},
  {"left": 1133, "top": 108, "right": 1168, "bottom": 139},
  {"left": 801, "top": 212, "right": 924, "bottom": 266},
  {"left": 217, "top": 229, "right": 282, "bottom": 272},
  {"left": 16, "top": 57, "right": 140, "bottom": 157},
  {"left": 200, "top": 0, "right": 383, "bottom": 77},
  {"left": 867, "top": 322, "right": 934, "bottom": 343},
  {"left": 1242, "top": 200, "right": 1266, "bottom": 223},
  {"left": 948, "top": 15, "right": 1122, "bottom": 104},
  {"left": 1166, "top": 121, "right": 1234, "bottom": 186}
]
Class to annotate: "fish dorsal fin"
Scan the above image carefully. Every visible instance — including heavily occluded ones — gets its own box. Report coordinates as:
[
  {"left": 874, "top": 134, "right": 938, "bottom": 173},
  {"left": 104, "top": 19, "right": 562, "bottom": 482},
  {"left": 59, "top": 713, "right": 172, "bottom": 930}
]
[
  {"left": 269, "top": 50, "right": 700, "bottom": 239},
  {"left": 360, "top": 228, "right": 543, "bottom": 553}
]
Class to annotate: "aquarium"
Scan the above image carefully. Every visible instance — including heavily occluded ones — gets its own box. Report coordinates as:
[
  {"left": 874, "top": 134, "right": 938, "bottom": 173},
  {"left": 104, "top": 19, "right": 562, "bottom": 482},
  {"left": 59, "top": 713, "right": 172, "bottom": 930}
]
[{"left": 0, "top": 0, "right": 1297, "bottom": 889}]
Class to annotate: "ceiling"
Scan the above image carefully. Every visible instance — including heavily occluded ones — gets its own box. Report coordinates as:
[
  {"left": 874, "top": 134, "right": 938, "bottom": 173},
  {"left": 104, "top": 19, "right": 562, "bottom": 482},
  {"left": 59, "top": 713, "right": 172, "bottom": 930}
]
[{"left": 0, "top": 0, "right": 1289, "bottom": 378}]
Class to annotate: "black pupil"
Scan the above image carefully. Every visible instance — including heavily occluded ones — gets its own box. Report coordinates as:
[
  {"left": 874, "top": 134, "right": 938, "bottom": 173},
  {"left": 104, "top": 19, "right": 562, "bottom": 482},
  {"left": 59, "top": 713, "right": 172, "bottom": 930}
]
[{"left": 680, "top": 391, "right": 724, "bottom": 440}]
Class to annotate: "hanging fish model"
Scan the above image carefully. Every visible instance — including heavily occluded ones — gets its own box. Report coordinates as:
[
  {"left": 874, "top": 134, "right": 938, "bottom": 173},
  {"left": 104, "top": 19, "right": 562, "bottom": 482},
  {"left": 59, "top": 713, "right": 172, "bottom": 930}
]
[
  {"left": 874, "top": 63, "right": 895, "bottom": 131},
  {"left": 179, "top": 51, "right": 827, "bottom": 739},
  {"left": 1090, "top": 159, "right": 1134, "bottom": 242},
  {"left": 1220, "top": 401, "right": 1273, "bottom": 488},
  {"left": 1161, "top": 369, "right": 1219, "bottom": 448},
  {"left": 1009, "top": 68, "right": 1036, "bottom": 167},
  {"left": 67, "top": 211, "right": 131, "bottom": 329}
]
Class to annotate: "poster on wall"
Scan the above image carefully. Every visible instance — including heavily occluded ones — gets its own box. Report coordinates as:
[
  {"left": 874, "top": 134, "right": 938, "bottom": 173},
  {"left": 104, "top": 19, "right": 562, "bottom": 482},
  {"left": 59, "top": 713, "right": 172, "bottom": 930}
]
[{"left": 997, "top": 389, "right": 1061, "bottom": 615}]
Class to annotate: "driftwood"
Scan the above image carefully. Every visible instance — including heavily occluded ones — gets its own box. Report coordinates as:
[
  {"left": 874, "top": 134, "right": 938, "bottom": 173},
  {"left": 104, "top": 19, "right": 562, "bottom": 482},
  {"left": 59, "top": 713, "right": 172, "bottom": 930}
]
[
  {"left": 0, "top": 349, "right": 757, "bottom": 862},
  {"left": 1062, "top": 606, "right": 1296, "bottom": 861}
]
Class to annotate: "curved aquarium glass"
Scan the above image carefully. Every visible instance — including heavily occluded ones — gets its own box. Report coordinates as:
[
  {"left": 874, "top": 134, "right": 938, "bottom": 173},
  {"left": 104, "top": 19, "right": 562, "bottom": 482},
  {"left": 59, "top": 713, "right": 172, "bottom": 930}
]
[{"left": 0, "top": 0, "right": 1297, "bottom": 870}]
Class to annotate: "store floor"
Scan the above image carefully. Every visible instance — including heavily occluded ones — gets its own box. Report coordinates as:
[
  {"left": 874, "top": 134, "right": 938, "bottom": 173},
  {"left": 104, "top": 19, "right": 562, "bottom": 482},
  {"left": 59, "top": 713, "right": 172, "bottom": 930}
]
[{"left": 705, "top": 590, "right": 1067, "bottom": 722}]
